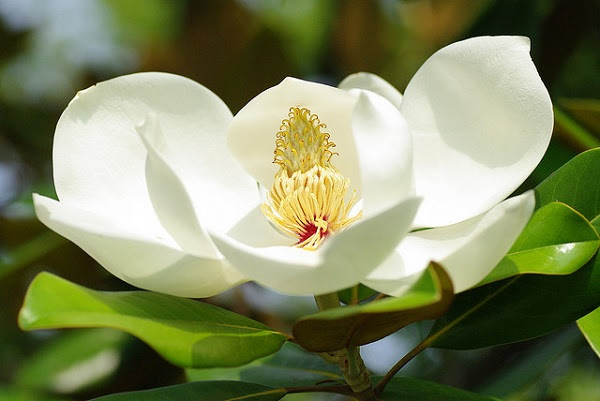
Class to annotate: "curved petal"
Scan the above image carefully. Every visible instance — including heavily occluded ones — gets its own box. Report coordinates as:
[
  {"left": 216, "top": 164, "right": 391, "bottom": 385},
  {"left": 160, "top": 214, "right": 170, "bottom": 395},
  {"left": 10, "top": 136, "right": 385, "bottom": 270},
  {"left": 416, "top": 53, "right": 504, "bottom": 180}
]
[
  {"left": 210, "top": 197, "right": 421, "bottom": 295},
  {"left": 227, "top": 77, "right": 361, "bottom": 193},
  {"left": 351, "top": 90, "right": 414, "bottom": 216},
  {"left": 401, "top": 36, "right": 553, "bottom": 227},
  {"left": 339, "top": 72, "right": 404, "bottom": 110},
  {"left": 54, "top": 72, "right": 258, "bottom": 235},
  {"left": 34, "top": 194, "right": 246, "bottom": 298},
  {"left": 135, "top": 113, "right": 217, "bottom": 256},
  {"left": 365, "top": 191, "right": 535, "bottom": 296},
  {"left": 360, "top": 251, "right": 424, "bottom": 298},
  {"left": 227, "top": 205, "right": 294, "bottom": 248}
]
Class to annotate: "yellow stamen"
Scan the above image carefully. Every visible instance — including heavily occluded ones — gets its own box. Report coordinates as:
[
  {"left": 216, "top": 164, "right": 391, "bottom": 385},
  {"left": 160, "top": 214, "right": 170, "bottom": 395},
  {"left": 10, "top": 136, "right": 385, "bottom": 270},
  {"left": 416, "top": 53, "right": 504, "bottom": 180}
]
[{"left": 262, "top": 107, "right": 362, "bottom": 250}]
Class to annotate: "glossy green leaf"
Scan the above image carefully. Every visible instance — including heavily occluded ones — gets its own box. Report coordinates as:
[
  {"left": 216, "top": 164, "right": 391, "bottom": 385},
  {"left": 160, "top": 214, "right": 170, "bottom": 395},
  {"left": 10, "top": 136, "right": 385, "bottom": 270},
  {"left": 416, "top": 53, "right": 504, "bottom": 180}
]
[
  {"left": 89, "top": 381, "right": 286, "bottom": 401},
  {"left": 428, "top": 250, "right": 600, "bottom": 349},
  {"left": 16, "top": 328, "right": 130, "bottom": 394},
  {"left": 378, "top": 376, "right": 500, "bottom": 401},
  {"left": 19, "top": 273, "right": 287, "bottom": 368},
  {"left": 479, "top": 202, "right": 599, "bottom": 286},
  {"left": 536, "top": 147, "right": 600, "bottom": 221},
  {"left": 187, "top": 342, "right": 341, "bottom": 387},
  {"left": 578, "top": 306, "right": 600, "bottom": 359},
  {"left": 293, "top": 263, "right": 453, "bottom": 352}
]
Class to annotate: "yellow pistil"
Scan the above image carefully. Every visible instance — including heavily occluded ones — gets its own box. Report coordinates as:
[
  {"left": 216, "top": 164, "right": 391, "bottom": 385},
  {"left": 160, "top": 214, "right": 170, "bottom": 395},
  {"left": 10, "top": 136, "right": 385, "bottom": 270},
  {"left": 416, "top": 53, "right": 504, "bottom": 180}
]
[{"left": 261, "top": 107, "right": 361, "bottom": 250}]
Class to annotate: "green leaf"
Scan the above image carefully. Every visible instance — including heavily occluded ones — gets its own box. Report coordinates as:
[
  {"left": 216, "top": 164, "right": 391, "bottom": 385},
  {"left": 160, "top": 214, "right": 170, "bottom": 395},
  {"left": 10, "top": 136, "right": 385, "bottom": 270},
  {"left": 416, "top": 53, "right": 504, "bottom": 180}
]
[
  {"left": 536, "top": 147, "right": 600, "bottom": 221},
  {"left": 428, "top": 250, "right": 600, "bottom": 349},
  {"left": 479, "top": 202, "right": 599, "bottom": 286},
  {"left": 187, "top": 342, "right": 342, "bottom": 387},
  {"left": 16, "top": 329, "right": 130, "bottom": 394},
  {"left": 19, "top": 273, "right": 287, "bottom": 368},
  {"left": 378, "top": 376, "right": 500, "bottom": 401},
  {"left": 89, "top": 381, "right": 286, "bottom": 401},
  {"left": 578, "top": 305, "right": 600, "bottom": 358},
  {"left": 293, "top": 263, "right": 453, "bottom": 352}
]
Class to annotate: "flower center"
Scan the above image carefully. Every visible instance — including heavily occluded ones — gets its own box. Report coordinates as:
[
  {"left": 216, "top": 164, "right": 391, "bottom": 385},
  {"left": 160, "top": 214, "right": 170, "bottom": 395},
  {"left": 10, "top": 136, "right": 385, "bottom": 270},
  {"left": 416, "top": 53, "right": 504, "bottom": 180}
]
[{"left": 261, "top": 107, "right": 361, "bottom": 250}]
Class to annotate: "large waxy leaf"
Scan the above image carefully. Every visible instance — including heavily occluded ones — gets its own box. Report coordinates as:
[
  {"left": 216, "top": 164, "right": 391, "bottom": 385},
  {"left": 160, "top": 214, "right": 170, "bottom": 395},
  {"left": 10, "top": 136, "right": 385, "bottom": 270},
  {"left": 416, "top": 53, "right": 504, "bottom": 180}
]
[
  {"left": 534, "top": 148, "right": 600, "bottom": 356},
  {"left": 378, "top": 376, "right": 500, "bottom": 401},
  {"left": 293, "top": 263, "right": 453, "bottom": 352},
  {"left": 577, "top": 218, "right": 600, "bottom": 359},
  {"left": 478, "top": 202, "right": 599, "bottom": 286},
  {"left": 89, "top": 381, "right": 286, "bottom": 401},
  {"left": 428, "top": 237, "right": 600, "bottom": 349},
  {"left": 187, "top": 342, "right": 342, "bottom": 387},
  {"left": 578, "top": 306, "right": 600, "bottom": 358},
  {"left": 90, "top": 376, "right": 502, "bottom": 401},
  {"left": 19, "top": 273, "right": 287, "bottom": 368},
  {"left": 536, "top": 147, "right": 600, "bottom": 221}
]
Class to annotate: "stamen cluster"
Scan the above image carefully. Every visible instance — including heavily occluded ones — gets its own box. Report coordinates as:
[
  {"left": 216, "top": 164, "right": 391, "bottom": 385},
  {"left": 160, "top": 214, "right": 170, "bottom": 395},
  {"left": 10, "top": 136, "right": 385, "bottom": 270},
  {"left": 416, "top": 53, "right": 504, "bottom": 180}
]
[
  {"left": 262, "top": 165, "right": 361, "bottom": 250},
  {"left": 263, "top": 107, "right": 361, "bottom": 250},
  {"left": 274, "top": 107, "right": 336, "bottom": 174}
]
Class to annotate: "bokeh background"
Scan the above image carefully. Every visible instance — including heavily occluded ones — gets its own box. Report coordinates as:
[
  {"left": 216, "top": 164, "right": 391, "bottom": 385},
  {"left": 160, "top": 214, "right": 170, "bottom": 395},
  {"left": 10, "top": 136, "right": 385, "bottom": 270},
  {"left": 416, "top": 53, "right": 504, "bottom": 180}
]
[{"left": 1, "top": 0, "right": 599, "bottom": 400}]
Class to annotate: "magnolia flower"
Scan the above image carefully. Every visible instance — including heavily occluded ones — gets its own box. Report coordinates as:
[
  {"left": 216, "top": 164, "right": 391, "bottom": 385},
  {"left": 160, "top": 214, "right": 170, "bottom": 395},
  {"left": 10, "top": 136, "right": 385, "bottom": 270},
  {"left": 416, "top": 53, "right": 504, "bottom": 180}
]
[{"left": 34, "top": 36, "right": 552, "bottom": 298}]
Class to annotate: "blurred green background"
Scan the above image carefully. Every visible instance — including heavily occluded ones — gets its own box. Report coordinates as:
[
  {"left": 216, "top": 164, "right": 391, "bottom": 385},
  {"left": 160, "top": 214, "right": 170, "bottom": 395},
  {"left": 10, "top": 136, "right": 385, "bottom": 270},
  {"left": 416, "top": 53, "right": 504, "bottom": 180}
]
[{"left": 1, "top": 0, "right": 599, "bottom": 400}]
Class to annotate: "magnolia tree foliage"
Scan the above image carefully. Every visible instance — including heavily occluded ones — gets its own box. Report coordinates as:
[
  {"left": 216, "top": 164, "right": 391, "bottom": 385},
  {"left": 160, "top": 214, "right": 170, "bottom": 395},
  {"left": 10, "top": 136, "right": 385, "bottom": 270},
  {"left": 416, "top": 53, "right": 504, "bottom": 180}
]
[{"left": 18, "top": 36, "right": 600, "bottom": 400}]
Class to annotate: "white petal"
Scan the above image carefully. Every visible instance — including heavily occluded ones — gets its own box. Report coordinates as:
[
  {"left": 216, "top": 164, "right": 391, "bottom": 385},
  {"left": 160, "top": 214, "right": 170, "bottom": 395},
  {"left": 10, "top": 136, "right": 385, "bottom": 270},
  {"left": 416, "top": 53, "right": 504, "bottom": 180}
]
[
  {"left": 339, "top": 72, "right": 404, "bottom": 110},
  {"left": 227, "top": 77, "right": 361, "bottom": 192},
  {"left": 360, "top": 251, "right": 424, "bottom": 298},
  {"left": 227, "top": 205, "right": 294, "bottom": 248},
  {"left": 376, "top": 192, "right": 535, "bottom": 294},
  {"left": 401, "top": 36, "right": 553, "bottom": 227},
  {"left": 54, "top": 72, "right": 257, "bottom": 235},
  {"left": 135, "top": 113, "right": 217, "bottom": 256},
  {"left": 34, "top": 194, "right": 246, "bottom": 297},
  {"left": 351, "top": 90, "right": 414, "bottom": 215},
  {"left": 210, "top": 197, "right": 420, "bottom": 296}
]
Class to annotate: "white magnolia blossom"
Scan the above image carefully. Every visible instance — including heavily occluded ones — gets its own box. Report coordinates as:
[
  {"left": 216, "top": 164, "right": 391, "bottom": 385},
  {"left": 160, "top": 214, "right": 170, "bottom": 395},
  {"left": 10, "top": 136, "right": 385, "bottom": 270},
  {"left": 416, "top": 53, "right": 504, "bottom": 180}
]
[{"left": 34, "top": 36, "right": 553, "bottom": 297}]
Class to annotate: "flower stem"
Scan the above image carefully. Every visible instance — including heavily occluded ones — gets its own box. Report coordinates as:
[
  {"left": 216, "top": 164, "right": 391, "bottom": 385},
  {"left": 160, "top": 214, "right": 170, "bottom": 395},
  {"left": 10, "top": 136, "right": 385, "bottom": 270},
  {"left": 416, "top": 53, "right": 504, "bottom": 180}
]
[{"left": 313, "top": 293, "right": 375, "bottom": 398}]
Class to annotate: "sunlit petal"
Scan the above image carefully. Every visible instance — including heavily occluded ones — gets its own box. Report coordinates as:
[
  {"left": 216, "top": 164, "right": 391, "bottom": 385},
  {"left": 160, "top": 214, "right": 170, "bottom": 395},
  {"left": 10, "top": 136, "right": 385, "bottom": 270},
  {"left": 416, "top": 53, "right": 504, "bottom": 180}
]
[
  {"left": 135, "top": 112, "right": 216, "bottom": 256},
  {"left": 339, "top": 72, "right": 404, "bottom": 110},
  {"left": 210, "top": 197, "right": 420, "bottom": 295},
  {"left": 54, "top": 72, "right": 257, "bottom": 235},
  {"left": 401, "top": 36, "right": 553, "bottom": 227},
  {"left": 350, "top": 90, "right": 414, "bottom": 215},
  {"left": 34, "top": 195, "right": 246, "bottom": 297},
  {"left": 228, "top": 77, "right": 362, "bottom": 193}
]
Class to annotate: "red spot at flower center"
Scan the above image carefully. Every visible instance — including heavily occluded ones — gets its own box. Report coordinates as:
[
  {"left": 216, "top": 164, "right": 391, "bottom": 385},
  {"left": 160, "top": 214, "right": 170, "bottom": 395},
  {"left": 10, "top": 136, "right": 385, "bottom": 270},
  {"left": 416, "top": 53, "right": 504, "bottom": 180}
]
[{"left": 297, "top": 219, "right": 330, "bottom": 246}]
